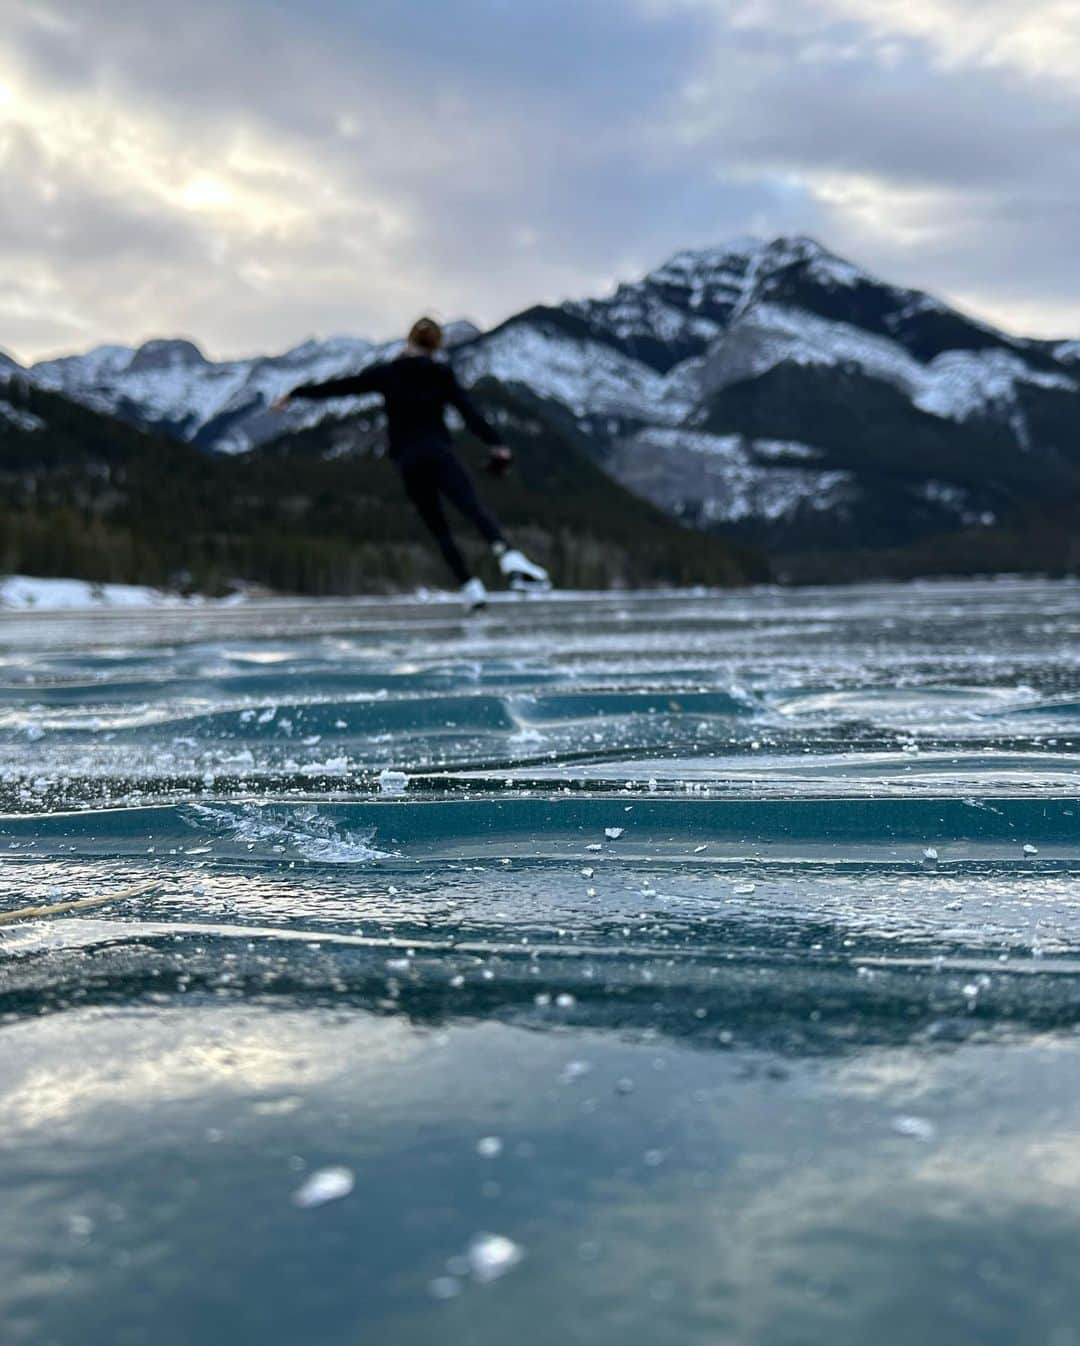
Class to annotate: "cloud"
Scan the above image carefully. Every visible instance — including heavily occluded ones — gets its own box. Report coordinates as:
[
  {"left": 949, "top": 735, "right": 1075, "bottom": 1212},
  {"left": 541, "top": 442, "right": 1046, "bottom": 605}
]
[
  {"left": 807, "top": 0, "right": 1080, "bottom": 85},
  {"left": 650, "top": 0, "right": 1080, "bottom": 330},
  {"left": 0, "top": 0, "right": 1077, "bottom": 362}
]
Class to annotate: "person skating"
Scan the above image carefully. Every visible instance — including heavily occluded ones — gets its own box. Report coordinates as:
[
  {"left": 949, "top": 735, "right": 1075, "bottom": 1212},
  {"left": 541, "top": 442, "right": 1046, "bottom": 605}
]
[{"left": 273, "top": 317, "right": 549, "bottom": 610}]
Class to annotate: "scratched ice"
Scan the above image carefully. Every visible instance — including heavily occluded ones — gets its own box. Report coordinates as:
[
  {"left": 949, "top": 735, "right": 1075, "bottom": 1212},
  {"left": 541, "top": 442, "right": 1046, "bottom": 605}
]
[{"left": 2, "top": 579, "right": 1080, "bottom": 1346}]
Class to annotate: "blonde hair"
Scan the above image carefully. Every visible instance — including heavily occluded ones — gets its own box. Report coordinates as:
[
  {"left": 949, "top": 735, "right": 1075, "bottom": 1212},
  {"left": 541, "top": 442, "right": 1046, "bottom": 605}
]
[{"left": 408, "top": 317, "right": 443, "bottom": 352}]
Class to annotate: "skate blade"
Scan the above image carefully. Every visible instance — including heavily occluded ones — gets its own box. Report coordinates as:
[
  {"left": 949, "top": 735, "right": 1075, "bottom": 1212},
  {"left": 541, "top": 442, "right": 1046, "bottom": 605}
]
[{"left": 509, "top": 576, "right": 552, "bottom": 594}]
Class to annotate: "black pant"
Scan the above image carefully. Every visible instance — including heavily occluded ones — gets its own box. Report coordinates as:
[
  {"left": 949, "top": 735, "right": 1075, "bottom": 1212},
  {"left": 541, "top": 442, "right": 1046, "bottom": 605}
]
[{"left": 398, "top": 445, "right": 504, "bottom": 584}]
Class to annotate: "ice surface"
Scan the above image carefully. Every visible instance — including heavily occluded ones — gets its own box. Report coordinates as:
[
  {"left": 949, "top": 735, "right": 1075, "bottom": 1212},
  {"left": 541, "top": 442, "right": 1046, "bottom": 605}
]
[{"left": 2, "top": 580, "right": 1080, "bottom": 1345}]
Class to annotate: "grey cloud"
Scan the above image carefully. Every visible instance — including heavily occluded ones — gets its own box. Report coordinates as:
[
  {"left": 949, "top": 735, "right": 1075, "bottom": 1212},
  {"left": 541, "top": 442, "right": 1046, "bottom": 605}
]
[
  {"left": 1, "top": 0, "right": 1078, "bottom": 361},
  {"left": 0, "top": 126, "right": 203, "bottom": 266}
]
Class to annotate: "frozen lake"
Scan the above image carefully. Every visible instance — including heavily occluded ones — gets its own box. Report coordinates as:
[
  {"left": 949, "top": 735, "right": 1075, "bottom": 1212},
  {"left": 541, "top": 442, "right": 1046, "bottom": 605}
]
[{"left": 2, "top": 579, "right": 1080, "bottom": 1345}]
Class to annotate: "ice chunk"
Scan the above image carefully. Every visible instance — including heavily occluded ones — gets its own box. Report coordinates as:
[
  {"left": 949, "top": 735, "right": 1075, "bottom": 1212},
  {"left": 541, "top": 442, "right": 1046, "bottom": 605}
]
[
  {"left": 467, "top": 1232, "right": 524, "bottom": 1283},
  {"left": 378, "top": 769, "right": 409, "bottom": 796},
  {"left": 292, "top": 1166, "right": 355, "bottom": 1207},
  {"left": 604, "top": 827, "right": 624, "bottom": 840}
]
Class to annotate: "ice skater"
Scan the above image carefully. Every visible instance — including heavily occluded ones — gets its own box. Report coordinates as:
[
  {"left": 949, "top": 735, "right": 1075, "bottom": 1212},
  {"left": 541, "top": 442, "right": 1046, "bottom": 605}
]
[{"left": 273, "top": 317, "right": 549, "bottom": 610}]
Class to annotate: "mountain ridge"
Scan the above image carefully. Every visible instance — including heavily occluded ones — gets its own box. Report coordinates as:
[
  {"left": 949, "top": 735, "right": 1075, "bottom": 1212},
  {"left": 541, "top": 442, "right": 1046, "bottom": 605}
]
[
  {"left": 5, "top": 235, "right": 1080, "bottom": 578},
  {"left": 0, "top": 378, "right": 761, "bottom": 594}
]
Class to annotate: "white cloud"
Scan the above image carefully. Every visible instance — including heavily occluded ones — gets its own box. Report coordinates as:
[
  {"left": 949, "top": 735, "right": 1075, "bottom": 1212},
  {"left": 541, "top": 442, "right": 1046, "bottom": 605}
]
[
  {"left": 818, "top": 0, "right": 1080, "bottom": 84},
  {"left": 649, "top": 0, "right": 1080, "bottom": 82}
]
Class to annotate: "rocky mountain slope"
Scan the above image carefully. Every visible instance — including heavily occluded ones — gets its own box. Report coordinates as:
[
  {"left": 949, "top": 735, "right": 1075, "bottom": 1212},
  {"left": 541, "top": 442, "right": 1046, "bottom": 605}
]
[{"left": 6, "top": 236, "right": 1080, "bottom": 578}]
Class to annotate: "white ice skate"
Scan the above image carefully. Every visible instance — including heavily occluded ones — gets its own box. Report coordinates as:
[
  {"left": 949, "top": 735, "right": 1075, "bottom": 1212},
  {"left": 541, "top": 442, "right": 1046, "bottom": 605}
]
[
  {"left": 461, "top": 577, "right": 488, "bottom": 612},
  {"left": 497, "top": 548, "right": 551, "bottom": 592}
]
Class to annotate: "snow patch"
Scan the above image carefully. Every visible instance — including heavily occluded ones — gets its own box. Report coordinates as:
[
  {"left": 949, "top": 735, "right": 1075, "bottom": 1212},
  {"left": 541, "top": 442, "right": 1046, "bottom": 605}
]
[
  {"left": 458, "top": 322, "right": 689, "bottom": 422},
  {"left": 699, "top": 303, "right": 1077, "bottom": 424},
  {"left": 0, "top": 575, "right": 207, "bottom": 610},
  {"left": 0, "top": 400, "right": 45, "bottom": 432},
  {"left": 608, "top": 428, "right": 853, "bottom": 524}
]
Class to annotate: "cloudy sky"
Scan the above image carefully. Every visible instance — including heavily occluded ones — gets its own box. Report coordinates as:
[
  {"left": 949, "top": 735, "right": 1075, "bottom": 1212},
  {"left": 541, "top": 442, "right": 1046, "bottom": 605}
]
[{"left": 2, "top": 0, "right": 1078, "bottom": 364}]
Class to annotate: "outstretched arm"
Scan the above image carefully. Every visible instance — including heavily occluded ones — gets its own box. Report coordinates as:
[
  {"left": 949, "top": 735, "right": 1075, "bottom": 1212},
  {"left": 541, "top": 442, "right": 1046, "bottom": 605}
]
[
  {"left": 273, "top": 363, "right": 386, "bottom": 411},
  {"left": 445, "top": 367, "right": 505, "bottom": 447}
]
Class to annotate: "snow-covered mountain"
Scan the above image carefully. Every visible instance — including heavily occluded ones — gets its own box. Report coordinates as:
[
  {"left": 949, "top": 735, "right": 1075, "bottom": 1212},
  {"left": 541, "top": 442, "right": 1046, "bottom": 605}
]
[
  {"left": 454, "top": 237, "right": 1080, "bottom": 555},
  {"left": 5, "top": 236, "right": 1079, "bottom": 567},
  {"left": 19, "top": 322, "right": 480, "bottom": 455}
]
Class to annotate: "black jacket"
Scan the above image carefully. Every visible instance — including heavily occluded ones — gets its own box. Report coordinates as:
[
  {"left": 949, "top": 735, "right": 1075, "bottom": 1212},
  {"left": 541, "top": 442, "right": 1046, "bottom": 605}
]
[{"left": 289, "top": 354, "right": 502, "bottom": 459}]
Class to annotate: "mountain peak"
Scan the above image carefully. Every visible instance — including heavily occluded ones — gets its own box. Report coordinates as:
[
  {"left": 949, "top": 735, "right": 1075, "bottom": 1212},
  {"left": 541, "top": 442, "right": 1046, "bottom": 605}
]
[
  {"left": 443, "top": 320, "right": 483, "bottom": 349},
  {"left": 127, "top": 338, "right": 209, "bottom": 374},
  {"left": 649, "top": 235, "right": 857, "bottom": 290}
]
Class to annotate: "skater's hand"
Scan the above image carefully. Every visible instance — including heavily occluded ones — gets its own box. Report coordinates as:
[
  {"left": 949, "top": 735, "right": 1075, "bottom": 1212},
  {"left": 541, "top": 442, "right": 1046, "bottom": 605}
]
[
  {"left": 271, "top": 394, "right": 292, "bottom": 413},
  {"left": 485, "top": 446, "right": 513, "bottom": 476}
]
